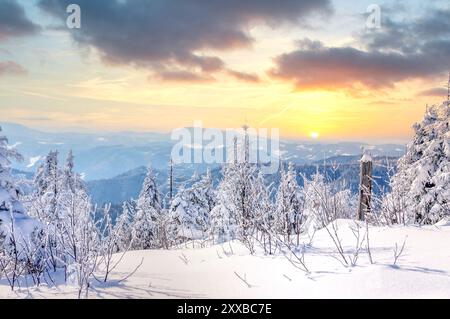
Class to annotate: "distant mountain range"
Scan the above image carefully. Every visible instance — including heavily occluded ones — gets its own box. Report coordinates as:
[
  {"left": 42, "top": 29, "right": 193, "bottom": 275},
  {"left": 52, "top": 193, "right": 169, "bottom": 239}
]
[
  {"left": 2, "top": 122, "right": 406, "bottom": 181},
  {"left": 85, "top": 155, "right": 399, "bottom": 206}
]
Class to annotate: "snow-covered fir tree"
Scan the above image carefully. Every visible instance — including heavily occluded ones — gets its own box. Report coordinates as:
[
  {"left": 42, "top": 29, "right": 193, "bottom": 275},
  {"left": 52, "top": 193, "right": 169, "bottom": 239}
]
[
  {"left": 113, "top": 201, "right": 134, "bottom": 252},
  {"left": 169, "top": 170, "right": 216, "bottom": 243},
  {"left": 0, "top": 127, "right": 44, "bottom": 284},
  {"left": 61, "top": 150, "right": 85, "bottom": 194},
  {"left": 386, "top": 102, "right": 450, "bottom": 224},
  {"left": 209, "top": 141, "right": 259, "bottom": 244},
  {"left": 29, "top": 150, "right": 60, "bottom": 223},
  {"left": 253, "top": 171, "right": 275, "bottom": 253},
  {"left": 275, "top": 162, "right": 304, "bottom": 237},
  {"left": 0, "top": 127, "right": 25, "bottom": 215},
  {"left": 26, "top": 150, "right": 94, "bottom": 272},
  {"left": 131, "top": 167, "right": 164, "bottom": 249}
]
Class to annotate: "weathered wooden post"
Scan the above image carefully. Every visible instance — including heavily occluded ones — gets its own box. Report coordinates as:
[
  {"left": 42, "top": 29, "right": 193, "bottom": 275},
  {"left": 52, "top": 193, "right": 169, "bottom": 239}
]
[{"left": 357, "top": 151, "right": 373, "bottom": 221}]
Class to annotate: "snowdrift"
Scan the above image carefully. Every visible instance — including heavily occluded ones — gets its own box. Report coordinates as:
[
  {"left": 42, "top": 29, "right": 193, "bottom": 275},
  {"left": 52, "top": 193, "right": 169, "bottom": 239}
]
[{"left": 1, "top": 219, "right": 450, "bottom": 299}]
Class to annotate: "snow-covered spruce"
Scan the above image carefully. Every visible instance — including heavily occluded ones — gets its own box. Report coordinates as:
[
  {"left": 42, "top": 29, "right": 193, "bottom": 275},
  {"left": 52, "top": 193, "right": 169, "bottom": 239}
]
[
  {"left": 385, "top": 102, "right": 450, "bottom": 224},
  {"left": 130, "top": 167, "right": 168, "bottom": 249},
  {"left": 169, "top": 169, "right": 216, "bottom": 243},
  {"left": 0, "top": 127, "right": 43, "bottom": 288},
  {"left": 113, "top": 201, "right": 135, "bottom": 252},
  {"left": 275, "top": 162, "right": 304, "bottom": 239},
  {"left": 209, "top": 158, "right": 260, "bottom": 246},
  {"left": 0, "top": 127, "right": 25, "bottom": 215}
]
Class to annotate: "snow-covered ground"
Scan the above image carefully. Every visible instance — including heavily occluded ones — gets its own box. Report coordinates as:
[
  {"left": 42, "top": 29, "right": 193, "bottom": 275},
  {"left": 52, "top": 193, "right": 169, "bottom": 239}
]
[{"left": 1, "top": 219, "right": 450, "bottom": 299}]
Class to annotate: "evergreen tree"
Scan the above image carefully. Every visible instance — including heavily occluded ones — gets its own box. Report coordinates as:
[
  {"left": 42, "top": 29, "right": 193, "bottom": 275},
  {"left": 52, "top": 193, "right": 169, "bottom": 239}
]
[
  {"left": 169, "top": 170, "right": 216, "bottom": 243},
  {"left": 0, "top": 127, "right": 24, "bottom": 215},
  {"left": 209, "top": 154, "right": 258, "bottom": 243},
  {"left": 29, "top": 150, "right": 60, "bottom": 223},
  {"left": 0, "top": 127, "right": 44, "bottom": 281},
  {"left": 131, "top": 167, "right": 163, "bottom": 249},
  {"left": 387, "top": 102, "right": 450, "bottom": 224},
  {"left": 61, "top": 150, "right": 85, "bottom": 194},
  {"left": 275, "top": 162, "right": 304, "bottom": 237},
  {"left": 253, "top": 171, "right": 275, "bottom": 253},
  {"left": 113, "top": 201, "right": 134, "bottom": 252}
]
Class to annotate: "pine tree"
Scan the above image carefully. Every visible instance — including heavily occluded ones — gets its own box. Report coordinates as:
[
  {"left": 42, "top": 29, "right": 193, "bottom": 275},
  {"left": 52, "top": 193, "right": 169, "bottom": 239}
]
[
  {"left": 0, "top": 127, "right": 44, "bottom": 283},
  {"left": 210, "top": 164, "right": 238, "bottom": 244},
  {"left": 0, "top": 127, "right": 24, "bottom": 215},
  {"left": 113, "top": 201, "right": 134, "bottom": 252},
  {"left": 387, "top": 102, "right": 450, "bottom": 224},
  {"left": 131, "top": 167, "right": 163, "bottom": 249},
  {"left": 275, "top": 162, "right": 304, "bottom": 238},
  {"left": 169, "top": 169, "right": 216, "bottom": 243},
  {"left": 209, "top": 152, "right": 258, "bottom": 244},
  {"left": 29, "top": 150, "right": 60, "bottom": 223},
  {"left": 61, "top": 150, "right": 85, "bottom": 194},
  {"left": 253, "top": 171, "right": 275, "bottom": 253}
]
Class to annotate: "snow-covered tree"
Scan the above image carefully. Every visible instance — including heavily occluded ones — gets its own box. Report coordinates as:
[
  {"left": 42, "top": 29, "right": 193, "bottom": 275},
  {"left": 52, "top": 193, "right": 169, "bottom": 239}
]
[
  {"left": 113, "top": 201, "right": 134, "bottom": 252},
  {"left": 302, "top": 172, "right": 357, "bottom": 234},
  {"left": 169, "top": 170, "right": 216, "bottom": 242},
  {"left": 61, "top": 150, "right": 85, "bottom": 194},
  {"left": 28, "top": 150, "right": 60, "bottom": 224},
  {"left": 275, "top": 162, "right": 304, "bottom": 238},
  {"left": 253, "top": 171, "right": 275, "bottom": 253},
  {"left": 0, "top": 127, "right": 44, "bottom": 288},
  {"left": 210, "top": 165, "right": 238, "bottom": 244},
  {"left": 131, "top": 167, "right": 163, "bottom": 249},
  {"left": 26, "top": 150, "right": 94, "bottom": 274},
  {"left": 61, "top": 186, "right": 99, "bottom": 298},
  {"left": 209, "top": 195, "right": 238, "bottom": 244},
  {"left": 209, "top": 153, "right": 259, "bottom": 245},
  {"left": 0, "top": 127, "right": 24, "bottom": 215},
  {"left": 386, "top": 102, "right": 450, "bottom": 224}
]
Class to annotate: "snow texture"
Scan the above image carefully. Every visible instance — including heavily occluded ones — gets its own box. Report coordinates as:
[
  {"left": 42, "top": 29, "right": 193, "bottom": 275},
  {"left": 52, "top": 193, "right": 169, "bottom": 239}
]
[{"left": 1, "top": 219, "right": 450, "bottom": 299}]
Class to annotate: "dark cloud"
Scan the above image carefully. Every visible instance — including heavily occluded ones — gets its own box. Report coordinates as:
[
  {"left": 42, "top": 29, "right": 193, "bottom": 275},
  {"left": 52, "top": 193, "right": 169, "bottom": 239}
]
[
  {"left": 227, "top": 70, "right": 260, "bottom": 83},
  {"left": 270, "top": 39, "right": 450, "bottom": 90},
  {"left": 361, "top": 8, "right": 450, "bottom": 54},
  {"left": 0, "top": 0, "right": 39, "bottom": 40},
  {"left": 38, "top": 0, "right": 331, "bottom": 81},
  {"left": 153, "top": 70, "right": 214, "bottom": 83},
  {"left": 418, "top": 88, "right": 448, "bottom": 97},
  {"left": 270, "top": 6, "right": 450, "bottom": 91},
  {"left": 0, "top": 61, "right": 27, "bottom": 76}
]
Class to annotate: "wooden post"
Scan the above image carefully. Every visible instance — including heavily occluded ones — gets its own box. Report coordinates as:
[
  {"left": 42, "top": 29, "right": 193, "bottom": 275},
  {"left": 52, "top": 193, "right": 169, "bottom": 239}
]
[{"left": 357, "top": 152, "right": 373, "bottom": 221}]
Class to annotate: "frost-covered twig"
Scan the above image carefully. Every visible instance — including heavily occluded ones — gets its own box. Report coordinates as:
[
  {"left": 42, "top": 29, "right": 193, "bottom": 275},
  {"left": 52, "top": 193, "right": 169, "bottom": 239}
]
[
  {"left": 234, "top": 271, "right": 252, "bottom": 288},
  {"left": 393, "top": 237, "right": 407, "bottom": 266},
  {"left": 116, "top": 257, "right": 144, "bottom": 284},
  {"left": 179, "top": 253, "right": 189, "bottom": 265}
]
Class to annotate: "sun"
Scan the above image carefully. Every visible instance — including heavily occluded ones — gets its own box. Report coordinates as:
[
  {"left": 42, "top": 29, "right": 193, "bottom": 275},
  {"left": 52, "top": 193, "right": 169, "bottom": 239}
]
[{"left": 310, "top": 132, "right": 320, "bottom": 139}]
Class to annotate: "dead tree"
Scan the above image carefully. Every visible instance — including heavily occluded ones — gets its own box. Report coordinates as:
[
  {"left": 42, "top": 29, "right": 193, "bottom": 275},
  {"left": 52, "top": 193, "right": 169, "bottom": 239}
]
[{"left": 357, "top": 151, "right": 373, "bottom": 221}]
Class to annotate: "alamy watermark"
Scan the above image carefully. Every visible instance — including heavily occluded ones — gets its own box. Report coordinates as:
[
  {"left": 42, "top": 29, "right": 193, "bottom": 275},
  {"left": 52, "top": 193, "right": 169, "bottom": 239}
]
[
  {"left": 65, "top": 3, "right": 382, "bottom": 31},
  {"left": 170, "top": 122, "right": 280, "bottom": 174},
  {"left": 66, "top": 4, "right": 81, "bottom": 29},
  {"left": 366, "top": 4, "right": 381, "bottom": 29}
]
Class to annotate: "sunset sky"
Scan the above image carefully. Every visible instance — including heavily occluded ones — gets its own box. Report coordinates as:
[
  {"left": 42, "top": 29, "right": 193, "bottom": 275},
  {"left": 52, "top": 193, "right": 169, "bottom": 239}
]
[{"left": 1, "top": 0, "right": 449, "bottom": 143}]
